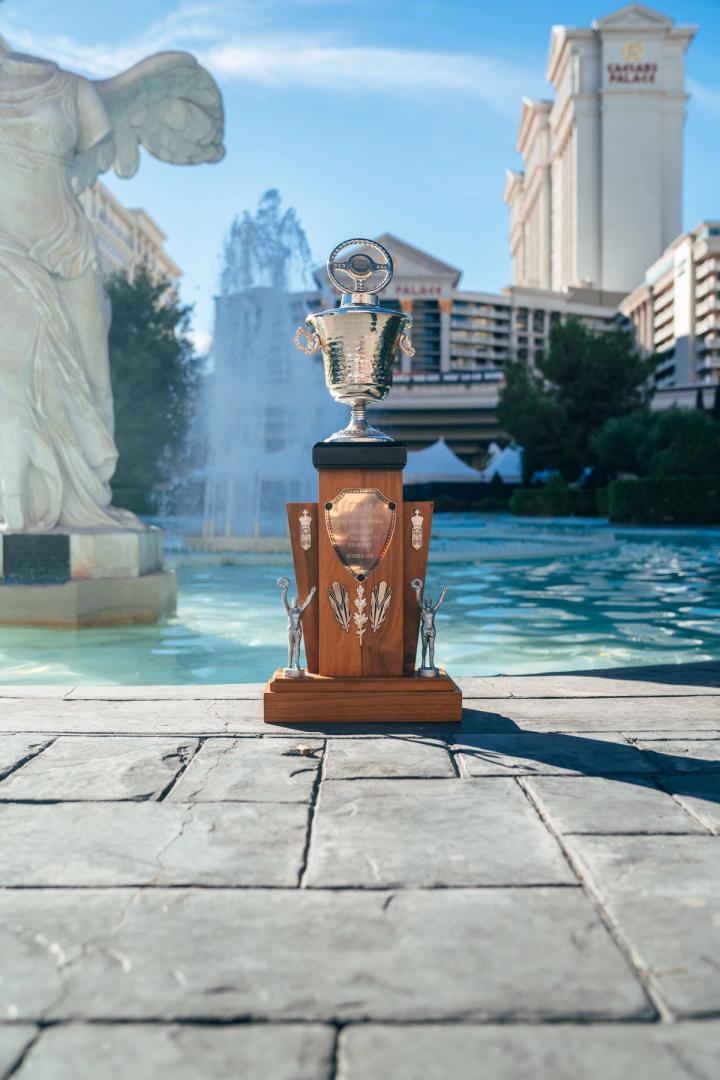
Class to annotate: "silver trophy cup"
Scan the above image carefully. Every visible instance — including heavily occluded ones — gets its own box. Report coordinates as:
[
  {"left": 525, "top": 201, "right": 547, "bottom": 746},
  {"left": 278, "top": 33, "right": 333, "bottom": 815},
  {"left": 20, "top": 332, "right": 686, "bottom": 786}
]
[{"left": 294, "top": 239, "right": 414, "bottom": 442}]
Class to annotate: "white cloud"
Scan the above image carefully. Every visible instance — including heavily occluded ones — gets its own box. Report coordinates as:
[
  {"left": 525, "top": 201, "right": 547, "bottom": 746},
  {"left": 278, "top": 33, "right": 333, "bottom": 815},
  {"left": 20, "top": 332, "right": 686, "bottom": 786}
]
[
  {"left": 1, "top": 2, "right": 540, "bottom": 114},
  {"left": 200, "top": 40, "right": 534, "bottom": 114},
  {"left": 2, "top": 3, "right": 226, "bottom": 76}
]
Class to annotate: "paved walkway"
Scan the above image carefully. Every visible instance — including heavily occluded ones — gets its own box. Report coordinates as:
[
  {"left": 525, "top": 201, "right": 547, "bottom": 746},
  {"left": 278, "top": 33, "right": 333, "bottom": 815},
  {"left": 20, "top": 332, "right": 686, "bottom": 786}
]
[{"left": 0, "top": 662, "right": 718, "bottom": 1078}]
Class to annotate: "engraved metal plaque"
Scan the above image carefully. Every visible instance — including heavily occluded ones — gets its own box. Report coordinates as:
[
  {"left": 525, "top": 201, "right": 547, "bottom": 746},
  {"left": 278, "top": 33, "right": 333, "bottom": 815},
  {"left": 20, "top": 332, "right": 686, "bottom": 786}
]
[{"left": 325, "top": 488, "right": 396, "bottom": 581}]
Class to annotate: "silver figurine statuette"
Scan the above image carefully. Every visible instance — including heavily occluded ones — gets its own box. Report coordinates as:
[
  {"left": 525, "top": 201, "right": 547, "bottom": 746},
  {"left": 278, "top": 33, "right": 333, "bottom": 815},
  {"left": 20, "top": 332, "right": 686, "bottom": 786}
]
[
  {"left": 411, "top": 578, "right": 448, "bottom": 678},
  {"left": 293, "top": 238, "right": 414, "bottom": 443},
  {"left": 277, "top": 576, "right": 316, "bottom": 678}
]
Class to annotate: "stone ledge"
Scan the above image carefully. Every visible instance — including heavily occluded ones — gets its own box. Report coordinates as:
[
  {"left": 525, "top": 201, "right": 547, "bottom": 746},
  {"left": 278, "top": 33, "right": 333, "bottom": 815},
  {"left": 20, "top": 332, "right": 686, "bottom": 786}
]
[{"left": 0, "top": 571, "right": 176, "bottom": 627}]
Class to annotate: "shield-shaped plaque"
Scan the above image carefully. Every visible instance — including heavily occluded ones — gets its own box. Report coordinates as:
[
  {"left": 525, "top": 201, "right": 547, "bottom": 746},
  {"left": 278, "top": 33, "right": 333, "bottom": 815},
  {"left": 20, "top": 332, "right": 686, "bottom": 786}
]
[{"left": 325, "top": 488, "right": 396, "bottom": 581}]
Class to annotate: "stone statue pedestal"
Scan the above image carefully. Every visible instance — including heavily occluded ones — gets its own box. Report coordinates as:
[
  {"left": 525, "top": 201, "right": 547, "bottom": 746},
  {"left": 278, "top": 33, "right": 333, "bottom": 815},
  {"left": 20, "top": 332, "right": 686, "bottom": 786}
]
[{"left": 0, "top": 526, "right": 176, "bottom": 627}]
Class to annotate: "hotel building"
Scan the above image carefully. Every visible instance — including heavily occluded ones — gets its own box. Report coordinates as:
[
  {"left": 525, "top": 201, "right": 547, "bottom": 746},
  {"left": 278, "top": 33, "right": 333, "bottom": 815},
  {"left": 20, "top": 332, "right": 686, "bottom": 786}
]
[
  {"left": 620, "top": 221, "right": 720, "bottom": 406},
  {"left": 504, "top": 4, "right": 695, "bottom": 298},
  {"left": 79, "top": 181, "right": 182, "bottom": 285},
  {"left": 363, "top": 3, "right": 714, "bottom": 458}
]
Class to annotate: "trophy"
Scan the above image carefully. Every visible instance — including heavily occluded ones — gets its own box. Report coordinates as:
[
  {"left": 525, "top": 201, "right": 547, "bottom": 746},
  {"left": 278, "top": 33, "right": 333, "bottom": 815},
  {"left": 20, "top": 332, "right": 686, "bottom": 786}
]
[
  {"left": 264, "top": 239, "right": 461, "bottom": 724},
  {"left": 294, "top": 239, "right": 415, "bottom": 442},
  {"left": 411, "top": 578, "right": 448, "bottom": 678},
  {"left": 277, "top": 577, "right": 316, "bottom": 678}
]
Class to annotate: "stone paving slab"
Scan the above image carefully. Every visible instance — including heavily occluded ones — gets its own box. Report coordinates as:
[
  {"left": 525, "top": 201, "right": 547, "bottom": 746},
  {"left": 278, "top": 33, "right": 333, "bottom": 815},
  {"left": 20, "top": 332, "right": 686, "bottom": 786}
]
[
  {"left": 0, "top": 887, "right": 652, "bottom": 1022},
  {"left": 459, "top": 696, "right": 720, "bottom": 728},
  {"left": 1, "top": 662, "right": 718, "bottom": 1076},
  {"left": 340, "top": 1021, "right": 720, "bottom": 1080},
  {"left": 0, "top": 736, "right": 197, "bottom": 801},
  {"left": 0, "top": 699, "right": 264, "bottom": 736},
  {"left": 458, "top": 664, "right": 720, "bottom": 698},
  {"left": 633, "top": 739, "right": 720, "bottom": 771},
  {"left": 64, "top": 684, "right": 267, "bottom": 700},
  {"left": 524, "top": 775, "right": 706, "bottom": 834},
  {"left": 623, "top": 730, "right": 720, "bottom": 741},
  {"left": 0, "top": 736, "right": 52, "bottom": 777},
  {"left": 168, "top": 737, "right": 323, "bottom": 803},
  {"left": 0, "top": 1026, "right": 36, "bottom": 1076},
  {"left": 0, "top": 695, "right": 717, "bottom": 739},
  {"left": 453, "top": 732, "right": 654, "bottom": 776},
  {"left": 0, "top": 801, "right": 309, "bottom": 886},
  {"left": 0, "top": 686, "right": 72, "bottom": 698},
  {"left": 11, "top": 1022, "right": 334, "bottom": 1080},
  {"left": 324, "top": 736, "right": 455, "bottom": 779},
  {"left": 664, "top": 774, "right": 720, "bottom": 833},
  {"left": 306, "top": 778, "right": 574, "bottom": 887},
  {"left": 566, "top": 834, "right": 720, "bottom": 1017}
]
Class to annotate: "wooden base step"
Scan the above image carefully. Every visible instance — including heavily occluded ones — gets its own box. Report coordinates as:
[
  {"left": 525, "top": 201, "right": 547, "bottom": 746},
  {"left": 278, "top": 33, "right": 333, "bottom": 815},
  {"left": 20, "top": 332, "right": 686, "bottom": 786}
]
[{"left": 263, "top": 669, "right": 462, "bottom": 725}]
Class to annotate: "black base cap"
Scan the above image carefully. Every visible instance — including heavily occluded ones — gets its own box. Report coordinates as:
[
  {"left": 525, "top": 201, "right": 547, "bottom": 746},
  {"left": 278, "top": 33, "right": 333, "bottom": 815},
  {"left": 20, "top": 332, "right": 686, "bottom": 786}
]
[{"left": 312, "top": 441, "right": 407, "bottom": 470}]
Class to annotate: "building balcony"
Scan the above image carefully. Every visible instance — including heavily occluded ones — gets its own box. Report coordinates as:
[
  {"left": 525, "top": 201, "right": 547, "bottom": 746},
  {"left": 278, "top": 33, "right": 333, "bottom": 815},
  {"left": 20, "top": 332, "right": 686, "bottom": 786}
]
[
  {"left": 696, "top": 335, "right": 720, "bottom": 354},
  {"left": 695, "top": 277, "right": 717, "bottom": 299},
  {"left": 696, "top": 317, "right": 720, "bottom": 337},
  {"left": 696, "top": 296, "right": 720, "bottom": 318}
]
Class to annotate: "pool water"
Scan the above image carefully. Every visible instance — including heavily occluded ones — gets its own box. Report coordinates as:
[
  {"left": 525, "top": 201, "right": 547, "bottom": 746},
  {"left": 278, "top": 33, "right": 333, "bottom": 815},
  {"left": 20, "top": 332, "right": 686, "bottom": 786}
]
[{"left": 1, "top": 516, "right": 718, "bottom": 684}]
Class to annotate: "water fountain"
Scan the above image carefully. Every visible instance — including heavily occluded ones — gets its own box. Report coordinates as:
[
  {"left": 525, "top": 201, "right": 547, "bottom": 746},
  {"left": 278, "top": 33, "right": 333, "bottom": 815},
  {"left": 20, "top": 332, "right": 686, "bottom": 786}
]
[{"left": 199, "top": 191, "right": 339, "bottom": 548}]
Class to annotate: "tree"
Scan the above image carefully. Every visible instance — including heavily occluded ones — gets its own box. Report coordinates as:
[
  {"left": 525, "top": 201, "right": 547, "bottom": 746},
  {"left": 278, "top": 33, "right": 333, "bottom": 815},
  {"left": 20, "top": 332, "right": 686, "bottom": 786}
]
[
  {"left": 591, "top": 410, "right": 653, "bottom": 478},
  {"left": 648, "top": 408, "right": 720, "bottom": 478},
  {"left": 497, "top": 317, "right": 656, "bottom": 482},
  {"left": 594, "top": 406, "right": 720, "bottom": 480},
  {"left": 106, "top": 268, "right": 202, "bottom": 514},
  {"left": 495, "top": 361, "right": 568, "bottom": 482}
]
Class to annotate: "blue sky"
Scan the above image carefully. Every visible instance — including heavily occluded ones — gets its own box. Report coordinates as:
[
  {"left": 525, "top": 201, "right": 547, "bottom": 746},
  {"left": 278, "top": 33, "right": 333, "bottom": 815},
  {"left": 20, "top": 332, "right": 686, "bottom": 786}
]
[{"left": 1, "top": 0, "right": 719, "bottom": 346}]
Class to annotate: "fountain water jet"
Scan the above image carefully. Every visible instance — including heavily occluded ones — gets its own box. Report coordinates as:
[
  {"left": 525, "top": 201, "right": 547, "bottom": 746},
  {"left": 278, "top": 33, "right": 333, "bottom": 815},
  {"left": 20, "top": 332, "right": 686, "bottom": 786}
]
[{"left": 202, "top": 191, "right": 339, "bottom": 544}]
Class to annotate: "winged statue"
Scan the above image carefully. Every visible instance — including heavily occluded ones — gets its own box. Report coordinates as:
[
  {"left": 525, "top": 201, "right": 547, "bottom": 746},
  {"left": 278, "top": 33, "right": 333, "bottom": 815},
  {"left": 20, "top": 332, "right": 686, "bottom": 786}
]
[{"left": 0, "top": 37, "right": 224, "bottom": 531}]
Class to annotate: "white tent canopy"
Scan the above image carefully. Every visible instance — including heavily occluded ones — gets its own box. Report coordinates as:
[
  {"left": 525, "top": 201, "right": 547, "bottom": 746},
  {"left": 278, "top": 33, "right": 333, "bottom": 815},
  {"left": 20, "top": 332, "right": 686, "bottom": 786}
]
[
  {"left": 476, "top": 442, "right": 523, "bottom": 484},
  {"left": 404, "top": 438, "right": 482, "bottom": 483}
]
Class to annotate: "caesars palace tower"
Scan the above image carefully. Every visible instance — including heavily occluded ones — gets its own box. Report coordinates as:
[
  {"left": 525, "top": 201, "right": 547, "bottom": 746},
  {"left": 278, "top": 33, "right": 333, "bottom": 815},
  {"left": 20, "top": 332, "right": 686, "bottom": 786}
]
[{"left": 504, "top": 3, "right": 696, "bottom": 300}]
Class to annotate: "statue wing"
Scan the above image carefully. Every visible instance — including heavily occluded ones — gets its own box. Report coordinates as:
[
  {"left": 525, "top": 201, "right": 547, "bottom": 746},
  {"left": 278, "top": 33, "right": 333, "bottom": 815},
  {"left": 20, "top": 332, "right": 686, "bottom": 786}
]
[{"left": 73, "top": 52, "right": 224, "bottom": 193}]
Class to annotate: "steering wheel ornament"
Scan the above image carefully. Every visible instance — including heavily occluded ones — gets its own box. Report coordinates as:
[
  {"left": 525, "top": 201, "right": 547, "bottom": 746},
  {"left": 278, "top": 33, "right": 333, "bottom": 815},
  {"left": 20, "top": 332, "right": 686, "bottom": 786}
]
[{"left": 327, "top": 238, "right": 393, "bottom": 295}]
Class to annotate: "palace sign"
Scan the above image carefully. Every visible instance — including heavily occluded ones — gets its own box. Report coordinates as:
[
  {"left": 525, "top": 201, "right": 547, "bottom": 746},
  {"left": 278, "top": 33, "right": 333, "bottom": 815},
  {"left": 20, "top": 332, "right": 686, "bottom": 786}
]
[
  {"left": 607, "top": 61, "right": 657, "bottom": 84},
  {"left": 394, "top": 283, "right": 443, "bottom": 297}
]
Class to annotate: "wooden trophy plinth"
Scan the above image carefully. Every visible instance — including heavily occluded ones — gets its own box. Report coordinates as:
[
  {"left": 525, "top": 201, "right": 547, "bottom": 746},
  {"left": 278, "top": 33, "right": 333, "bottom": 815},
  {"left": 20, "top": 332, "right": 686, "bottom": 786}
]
[{"left": 263, "top": 442, "right": 462, "bottom": 725}]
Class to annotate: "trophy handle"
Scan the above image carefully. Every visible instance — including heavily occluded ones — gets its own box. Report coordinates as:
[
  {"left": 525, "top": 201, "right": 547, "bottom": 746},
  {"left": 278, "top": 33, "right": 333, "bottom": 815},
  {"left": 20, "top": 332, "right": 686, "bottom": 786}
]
[
  {"left": 398, "top": 333, "right": 415, "bottom": 358},
  {"left": 293, "top": 326, "right": 320, "bottom": 355}
]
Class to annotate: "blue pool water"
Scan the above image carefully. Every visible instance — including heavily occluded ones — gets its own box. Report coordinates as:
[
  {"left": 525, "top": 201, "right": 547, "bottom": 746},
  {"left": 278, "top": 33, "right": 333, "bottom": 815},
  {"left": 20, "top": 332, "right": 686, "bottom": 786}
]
[{"left": 1, "top": 515, "right": 718, "bottom": 684}]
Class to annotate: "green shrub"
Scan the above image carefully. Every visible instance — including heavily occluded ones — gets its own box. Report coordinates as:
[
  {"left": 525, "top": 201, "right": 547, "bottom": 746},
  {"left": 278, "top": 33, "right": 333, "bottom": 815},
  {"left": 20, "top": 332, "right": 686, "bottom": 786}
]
[
  {"left": 431, "top": 494, "right": 510, "bottom": 514},
  {"left": 510, "top": 480, "right": 604, "bottom": 518},
  {"left": 608, "top": 476, "right": 720, "bottom": 525},
  {"left": 510, "top": 486, "right": 573, "bottom": 517}
]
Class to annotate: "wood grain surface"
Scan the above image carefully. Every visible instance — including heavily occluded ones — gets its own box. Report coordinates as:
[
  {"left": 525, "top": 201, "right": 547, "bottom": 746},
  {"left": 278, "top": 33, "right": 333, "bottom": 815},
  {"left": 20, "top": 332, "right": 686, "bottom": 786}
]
[
  {"left": 402, "top": 501, "right": 433, "bottom": 673},
  {"left": 264, "top": 670, "right": 462, "bottom": 724},
  {"left": 317, "top": 468, "right": 404, "bottom": 677}
]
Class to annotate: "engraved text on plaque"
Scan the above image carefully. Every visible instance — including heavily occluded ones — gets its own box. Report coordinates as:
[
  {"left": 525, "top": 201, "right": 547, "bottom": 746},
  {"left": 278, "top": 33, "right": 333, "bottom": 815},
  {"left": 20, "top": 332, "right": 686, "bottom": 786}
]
[{"left": 324, "top": 488, "right": 396, "bottom": 581}]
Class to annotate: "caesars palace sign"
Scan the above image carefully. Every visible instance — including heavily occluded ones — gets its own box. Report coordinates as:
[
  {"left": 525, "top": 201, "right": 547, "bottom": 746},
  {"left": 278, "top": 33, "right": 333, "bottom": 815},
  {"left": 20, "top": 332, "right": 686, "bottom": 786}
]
[{"left": 607, "top": 41, "right": 657, "bottom": 84}]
